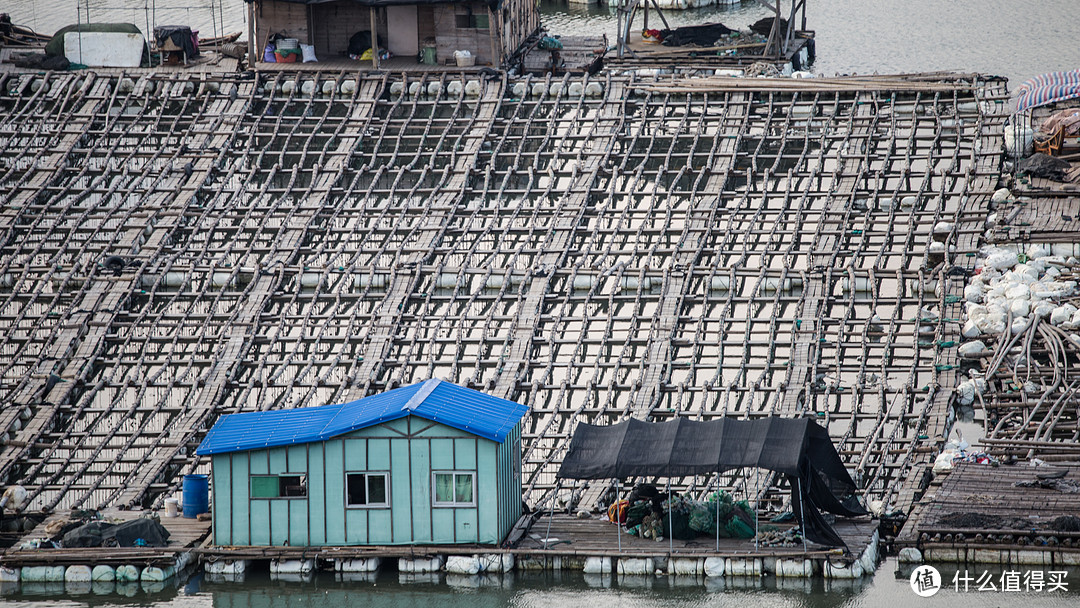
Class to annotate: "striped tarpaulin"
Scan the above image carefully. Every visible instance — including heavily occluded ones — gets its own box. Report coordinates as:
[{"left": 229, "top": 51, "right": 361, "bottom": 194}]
[{"left": 1014, "top": 69, "right": 1080, "bottom": 113}]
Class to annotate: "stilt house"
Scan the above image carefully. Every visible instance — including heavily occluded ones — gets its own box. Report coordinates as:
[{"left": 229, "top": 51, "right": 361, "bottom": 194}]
[{"left": 245, "top": 0, "right": 540, "bottom": 68}]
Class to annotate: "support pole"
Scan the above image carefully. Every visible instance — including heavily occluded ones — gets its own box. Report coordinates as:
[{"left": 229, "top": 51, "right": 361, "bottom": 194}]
[
  {"left": 615, "top": 478, "right": 622, "bottom": 553},
  {"left": 247, "top": 0, "right": 256, "bottom": 68},
  {"left": 369, "top": 7, "right": 380, "bottom": 69},
  {"left": 543, "top": 480, "right": 560, "bottom": 549},
  {"left": 616, "top": 0, "right": 624, "bottom": 58},
  {"left": 714, "top": 476, "right": 720, "bottom": 552},
  {"left": 756, "top": 468, "right": 764, "bottom": 548},
  {"left": 667, "top": 478, "right": 673, "bottom": 556},
  {"left": 797, "top": 476, "right": 808, "bottom": 552}
]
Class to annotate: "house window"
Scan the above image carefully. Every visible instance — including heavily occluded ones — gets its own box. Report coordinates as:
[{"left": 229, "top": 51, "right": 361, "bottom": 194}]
[
  {"left": 455, "top": 12, "right": 489, "bottom": 30},
  {"left": 433, "top": 471, "right": 475, "bottom": 507},
  {"left": 346, "top": 472, "right": 389, "bottom": 508},
  {"left": 250, "top": 474, "right": 307, "bottom": 499}
]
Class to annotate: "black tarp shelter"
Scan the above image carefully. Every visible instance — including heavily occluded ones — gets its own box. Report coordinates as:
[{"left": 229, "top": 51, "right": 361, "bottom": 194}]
[{"left": 557, "top": 416, "right": 866, "bottom": 547}]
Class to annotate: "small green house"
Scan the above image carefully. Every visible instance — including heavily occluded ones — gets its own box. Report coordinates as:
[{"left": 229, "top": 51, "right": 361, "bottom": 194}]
[{"left": 195, "top": 379, "right": 528, "bottom": 546}]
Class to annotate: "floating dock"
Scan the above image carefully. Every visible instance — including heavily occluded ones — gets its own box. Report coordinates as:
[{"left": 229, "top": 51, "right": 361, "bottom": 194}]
[
  {"left": 0, "top": 67, "right": 1017, "bottom": 578},
  {"left": 897, "top": 462, "right": 1080, "bottom": 566}
]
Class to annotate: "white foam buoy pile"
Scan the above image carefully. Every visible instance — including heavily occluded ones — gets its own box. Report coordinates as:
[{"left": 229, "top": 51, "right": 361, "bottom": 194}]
[{"left": 962, "top": 242, "right": 1079, "bottom": 340}]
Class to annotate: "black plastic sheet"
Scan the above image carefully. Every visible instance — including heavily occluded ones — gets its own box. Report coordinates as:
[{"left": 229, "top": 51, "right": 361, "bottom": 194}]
[{"left": 557, "top": 416, "right": 866, "bottom": 547}]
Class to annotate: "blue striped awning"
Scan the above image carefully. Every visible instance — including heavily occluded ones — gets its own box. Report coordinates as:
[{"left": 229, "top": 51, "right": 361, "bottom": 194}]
[
  {"left": 1014, "top": 70, "right": 1080, "bottom": 113},
  {"left": 195, "top": 379, "right": 529, "bottom": 455}
]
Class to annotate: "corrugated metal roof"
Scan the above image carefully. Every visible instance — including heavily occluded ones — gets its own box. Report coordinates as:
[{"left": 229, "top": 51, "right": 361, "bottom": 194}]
[{"left": 195, "top": 379, "right": 529, "bottom": 455}]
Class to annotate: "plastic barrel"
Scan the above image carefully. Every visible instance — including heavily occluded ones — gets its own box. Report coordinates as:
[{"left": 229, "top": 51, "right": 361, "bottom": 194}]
[{"left": 182, "top": 474, "right": 209, "bottom": 518}]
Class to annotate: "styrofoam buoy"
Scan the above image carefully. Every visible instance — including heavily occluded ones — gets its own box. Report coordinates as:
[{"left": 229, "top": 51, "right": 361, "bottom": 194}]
[
  {"left": 511, "top": 82, "right": 526, "bottom": 98},
  {"left": 572, "top": 275, "right": 595, "bottom": 291},
  {"left": 115, "top": 565, "right": 139, "bottom": 582},
  {"left": 619, "top": 276, "right": 652, "bottom": 292},
  {"left": 427, "top": 81, "right": 442, "bottom": 97},
  {"left": 408, "top": 82, "right": 421, "bottom": 96},
  {"left": 335, "top": 558, "right": 382, "bottom": 573},
  {"left": 91, "top": 565, "right": 115, "bottom": 582},
  {"left": 354, "top": 273, "right": 390, "bottom": 289},
  {"left": 549, "top": 83, "right": 564, "bottom": 96},
  {"left": 584, "top": 82, "right": 604, "bottom": 97},
  {"left": 211, "top": 272, "right": 234, "bottom": 288},
  {"left": 445, "top": 555, "right": 481, "bottom": 575},
  {"left": 300, "top": 80, "right": 316, "bottom": 96},
  {"left": 435, "top": 273, "right": 459, "bottom": 290},
  {"left": 29, "top": 79, "right": 44, "bottom": 93},
  {"left": 928, "top": 241, "right": 946, "bottom": 254},
  {"left": 710, "top": 277, "right": 731, "bottom": 292},
  {"left": 398, "top": 557, "right": 443, "bottom": 573},
  {"left": 843, "top": 277, "right": 873, "bottom": 293},
  {"left": 531, "top": 82, "right": 546, "bottom": 97},
  {"left": 900, "top": 196, "right": 918, "bottom": 208},
  {"left": 341, "top": 79, "right": 357, "bottom": 95},
  {"left": 568, "top": 82, "right": 584, "bottom": 97},
  {"left": 322, "top": 81, "right": 335, "bottom": 95},
  {"left": 447, "top": 81, "right": 464, "bottom": 96},
  {"left": 299, "top": 273, "right": 322, "bottom": 289},
  {"left": 281, "top": 80, "right": 296, "bottom": 95},
  {"left": 270, "top": 559, "right": 314, "bottom": 575},
  {"left": 390, "top": 82, "right": 404, "bottom": 96},
  {"left": 163, "top": 272, "right": 186, "bottom": 288},
  {"left": 65, "top": 566, "right": 92, "bottom": 582},
  {"left": 464, "top": 80, "right": 482, "bottom": 97},
  {"left": 703, "top": 557, "right": 725, "bottom": 577},
  {"left": 118, "top": 78, "right": 135, "bottom": 93},
  {"left": 582, "top": 557, "right": 611, "bottom": 574}
]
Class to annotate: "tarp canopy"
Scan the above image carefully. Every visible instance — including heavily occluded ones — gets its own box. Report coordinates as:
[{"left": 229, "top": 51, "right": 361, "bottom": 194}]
[
  {"left": 45, "top": 23, "right": 145, "bottom": 58},
  {"left": 1014, "top": 70, "right": 1080, "bottom": 113},
  {"left": 557, "top": 417, "right": 866, "bottom": 547}
]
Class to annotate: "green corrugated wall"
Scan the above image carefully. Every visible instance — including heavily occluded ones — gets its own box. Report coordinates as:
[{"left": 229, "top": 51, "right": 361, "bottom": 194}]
[{"left": 210, "top": 416, "right": 521, "bottom": 546}]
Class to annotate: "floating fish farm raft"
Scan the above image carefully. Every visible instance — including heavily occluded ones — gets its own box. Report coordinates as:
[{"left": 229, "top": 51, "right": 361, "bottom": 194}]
[{"left": 0, "top": 68, "right": 1020, "bottom": 574}]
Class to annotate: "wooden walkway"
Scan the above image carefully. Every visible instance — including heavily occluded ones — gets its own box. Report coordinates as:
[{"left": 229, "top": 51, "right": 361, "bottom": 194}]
[
  {"left": 898, "top": 462, "right": 1080, "bottom": 560},
  {"left": 1, "top": 511, "right": 211, "bottom": 568}
]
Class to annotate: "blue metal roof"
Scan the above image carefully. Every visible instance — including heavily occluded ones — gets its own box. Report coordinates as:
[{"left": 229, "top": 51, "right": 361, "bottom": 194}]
[{"left": 195, "top": 379, "right": 529, "bottom": 455}]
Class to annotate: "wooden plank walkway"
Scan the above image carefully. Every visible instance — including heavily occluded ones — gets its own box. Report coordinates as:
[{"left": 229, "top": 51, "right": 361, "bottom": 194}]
[
  {"left": 1, "top": 510, "right": 210, "bottom": 567},
  {"left": 898, "top": 462, "right": 1080, "bottom": 553}
]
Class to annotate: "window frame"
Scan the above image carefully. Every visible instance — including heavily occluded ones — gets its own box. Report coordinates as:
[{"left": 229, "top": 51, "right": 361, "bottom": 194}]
[
  {"left": 250, "top": 473, "right": 307, "bottom": 499},
  {"left": 431, "top": 470, "right": 476, "bottom": 507},
  {"left": 345, "top": 471, "right": 391, "bottom": 509}
]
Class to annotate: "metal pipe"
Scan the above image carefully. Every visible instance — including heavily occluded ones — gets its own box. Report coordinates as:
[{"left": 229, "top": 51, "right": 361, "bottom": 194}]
[
  {"left": 667, "top": 477, "right": 673, "bottom": 556},
  {"left": 615, "top": 478, "right": 621, "bottom": 553},
  {"left": 798, "top": 476, "right": 807, "bottom": 552},
  {"left": 714, "top": 476, "right": 720, "bottom": 551},
  {"left": 543, "top": 479, "right": 560, "bottom": 549},
  {"left": 754, "top": 468, "right": 760, "bottom": 549}
]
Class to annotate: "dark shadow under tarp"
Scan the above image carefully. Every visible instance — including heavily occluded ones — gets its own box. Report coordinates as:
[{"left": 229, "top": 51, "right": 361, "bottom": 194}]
[{"left": 557, "top": 416, "right": 867, "bottom": 548}]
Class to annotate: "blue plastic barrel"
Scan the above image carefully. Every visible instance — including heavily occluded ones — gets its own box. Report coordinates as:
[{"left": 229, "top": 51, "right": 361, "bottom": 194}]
[{"left": 182, "top": 474, "right": 209, "bottom": 518}]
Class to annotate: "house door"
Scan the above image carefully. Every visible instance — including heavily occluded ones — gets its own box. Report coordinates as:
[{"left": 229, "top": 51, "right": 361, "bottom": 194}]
[{"left": 385, "top": 5, "right": 419, "bottom": 58}]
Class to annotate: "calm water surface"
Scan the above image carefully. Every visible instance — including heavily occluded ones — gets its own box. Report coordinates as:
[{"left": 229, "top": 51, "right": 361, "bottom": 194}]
[{"left": 3, "top": 0, "right": 1079, "bottom": 605}]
